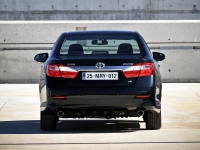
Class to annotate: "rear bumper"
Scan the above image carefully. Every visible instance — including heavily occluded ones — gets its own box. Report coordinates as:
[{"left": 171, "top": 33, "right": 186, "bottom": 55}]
[
  {"left": 40, "top": 100, "right": 160, "bottom": 118},
  {"left": 40, "top": 95, "right": 161, "bottom": 113},
  {"left": 40, "top": 75, "right": 161, "bottom": 115}
]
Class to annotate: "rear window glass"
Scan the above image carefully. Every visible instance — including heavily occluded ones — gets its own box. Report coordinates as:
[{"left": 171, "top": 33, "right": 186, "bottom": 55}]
[{"left": 58, "top": 34, "right": 142, "bottom": 55}]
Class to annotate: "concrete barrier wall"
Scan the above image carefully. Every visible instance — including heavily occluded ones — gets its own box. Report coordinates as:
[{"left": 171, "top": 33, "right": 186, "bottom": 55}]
[
  {"left": 0, "top": 21, "right": 200, "bottom": 83},
  {"left": 1, "top": 21, "right": 200, "bottom": 43},
  {"left": 0, "top": 0, "right": 200, "bottom": 20}
]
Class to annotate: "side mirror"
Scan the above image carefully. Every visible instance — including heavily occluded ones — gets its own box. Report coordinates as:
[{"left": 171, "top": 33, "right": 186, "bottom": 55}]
[
  {"left": 153, "top": 52, "right": 165, "bottom": 61},
  {"left": 34, "top": 53, "right": 48, "bottom": 62}
]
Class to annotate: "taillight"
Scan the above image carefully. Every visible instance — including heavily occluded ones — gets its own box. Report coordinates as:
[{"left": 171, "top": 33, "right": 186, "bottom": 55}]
[
  {"left": 47, "top": 64, "right": 78, "bottom": 78},
  {"left": 47, "top": 64, "right": 61, "bottom": 77},
  {"left": 59, "top": 65, "right": 78, "bottom": 78},
  {"left": 123, "top": 62, "right": 154, "bottom": 78}
]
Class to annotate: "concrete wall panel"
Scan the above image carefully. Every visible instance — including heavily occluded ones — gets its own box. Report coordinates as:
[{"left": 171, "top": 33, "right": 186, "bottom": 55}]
[
  {"left": 0, "top": 21, "right": 200, "bottom": 83},
  {"left": 2, "top": 0, "right": 199, "bottom": 11},
  {"left": 0, "top": 0, "right": 200, "bottom": 20},
  {"left": 0, "top": 21, "right": 200, "bottom": 44},
  {"left": 152, "top": 50, "right": 200, "bottom": 82},
  {"left": 0, "top": 49, "right": 199, "bottom": 83},
  {"left": 0, "top": 50, "right": 50, "bottom": 83}
]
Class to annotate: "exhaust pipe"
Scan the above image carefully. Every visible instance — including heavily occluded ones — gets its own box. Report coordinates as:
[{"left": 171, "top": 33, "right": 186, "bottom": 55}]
[
  {"left": 137, "top": 110, "right": 144, "bottom": 117},
  {"left": 57, "top": 111, "right": 64, "bottom": 117}
]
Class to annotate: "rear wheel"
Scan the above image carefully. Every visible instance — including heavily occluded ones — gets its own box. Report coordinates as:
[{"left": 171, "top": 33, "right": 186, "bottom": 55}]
[
  {"left": 144, "top": 110, "right": 161, "bottom": 130},
  {"left": 40, "top": 111, "right": 57, "bottom": 131}
]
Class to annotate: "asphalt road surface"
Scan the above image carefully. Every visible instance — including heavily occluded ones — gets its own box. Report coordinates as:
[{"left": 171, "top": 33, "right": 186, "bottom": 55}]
[{"left": 0, "top": 83, "right": 200, "bottom": 150}]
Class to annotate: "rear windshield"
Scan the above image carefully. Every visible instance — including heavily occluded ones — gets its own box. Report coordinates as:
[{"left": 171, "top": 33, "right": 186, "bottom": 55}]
[{"left": 57, "top": 34, "right": 143, "bottom": 55}]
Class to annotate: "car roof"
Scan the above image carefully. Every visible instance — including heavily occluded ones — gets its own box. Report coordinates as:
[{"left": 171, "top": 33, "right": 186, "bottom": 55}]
[{"left": 64, "top": 30, "right": 136, "bottom": 36}]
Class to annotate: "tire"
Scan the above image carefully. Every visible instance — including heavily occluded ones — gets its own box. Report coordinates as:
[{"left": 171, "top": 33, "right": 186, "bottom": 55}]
[
  {"left": 144, "top": 110, "right": 162, "bottom": 130},
  {"left": 40, "top": 111, "right": 57, "bottom": 131}
]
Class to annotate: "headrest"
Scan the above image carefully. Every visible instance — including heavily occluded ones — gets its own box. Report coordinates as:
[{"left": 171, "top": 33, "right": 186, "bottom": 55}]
[
  {"left": 117, "top": 43, "right": 133, "bottom": 54},
  {"left": 68, "top": 44, "right": 84, "bottom": 54}
]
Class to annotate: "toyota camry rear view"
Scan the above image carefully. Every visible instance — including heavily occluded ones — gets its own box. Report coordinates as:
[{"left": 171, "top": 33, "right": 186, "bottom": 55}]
[{"left": 34, "top": 30, "right": 165, "bottom": 131}]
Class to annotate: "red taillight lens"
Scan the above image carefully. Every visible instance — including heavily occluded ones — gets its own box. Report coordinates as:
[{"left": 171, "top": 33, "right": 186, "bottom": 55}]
[
  {"left": 59, "top": 65, "right": 78, "bottom": 78},
  {"left": 47, "top": 64, "right": 78, "bottom": 78},
  {"left": 139, "top": 62, "right": 154, "bottom": 77},
  {"left": 123, "top": 62, "right": 154, "bottom": 78},
  {"left": 47, "top": 64, "right": 61, "bottom": 77},
  {"left": 122, "top": 63, "right": 142, "bottom": 78}
]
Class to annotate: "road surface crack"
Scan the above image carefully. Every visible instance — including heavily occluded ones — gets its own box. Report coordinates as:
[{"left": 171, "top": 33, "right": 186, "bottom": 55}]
[
  {"left": 0, "top": 102, "right": 6, "bottom": 110},
  {"left": 187, "top": 85, "right": 200, "bottom": 98}
]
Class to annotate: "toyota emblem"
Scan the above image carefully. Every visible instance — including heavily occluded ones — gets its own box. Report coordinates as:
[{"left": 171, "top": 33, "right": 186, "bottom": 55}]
[{"left": 95, "top": 62, "right": 105, "bottom": 69}]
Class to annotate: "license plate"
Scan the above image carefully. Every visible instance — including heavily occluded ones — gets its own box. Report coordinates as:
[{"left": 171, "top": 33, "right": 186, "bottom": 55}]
[{"left": 82, "top": 72, "right": 118, "bottom": 80}]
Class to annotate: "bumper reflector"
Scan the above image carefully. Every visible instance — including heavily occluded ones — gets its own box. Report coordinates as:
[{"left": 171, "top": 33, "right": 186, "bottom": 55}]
[
  {"left": 135, "top": 95, "right": 149, "bottom": 99},
  {"left": 52, "top": 96, "right": 65, "bottom": 99}
]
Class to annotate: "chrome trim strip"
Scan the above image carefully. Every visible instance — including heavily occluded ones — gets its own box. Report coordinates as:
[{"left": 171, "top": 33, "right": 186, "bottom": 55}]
[{"left": 69, "top": 66, "right": 131, "bottom": 71}]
